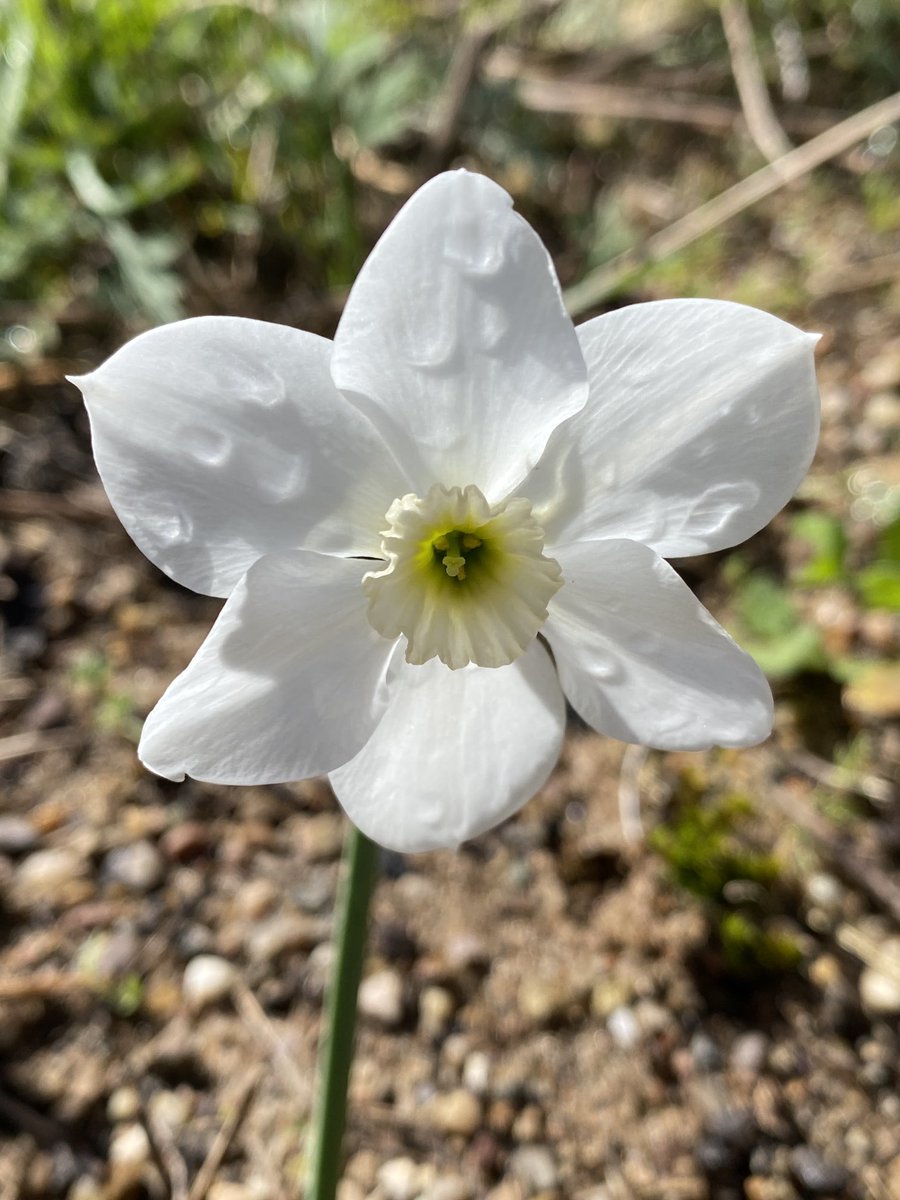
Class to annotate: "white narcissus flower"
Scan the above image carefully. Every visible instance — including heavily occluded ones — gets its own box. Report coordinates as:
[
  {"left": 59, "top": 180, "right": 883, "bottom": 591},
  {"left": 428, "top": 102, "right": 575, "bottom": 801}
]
[{"left": 72, "top": 170, "right": 820, "bottom": 853}]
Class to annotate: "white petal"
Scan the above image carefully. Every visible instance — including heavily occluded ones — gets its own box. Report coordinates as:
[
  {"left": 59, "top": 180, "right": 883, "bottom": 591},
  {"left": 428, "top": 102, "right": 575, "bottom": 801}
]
[
  {"left": 139, "top": 551, "right": 395, "bottom": 783},
  {"left": 74, "top": 317, "right": 404, "bottom": 597},
  {"left": 331, "top": 170, "right": 588, "bottom": 504},
  {"left": 329, "top": 640, "right": 565, "bottom": 852},
  {"left": 545, "top": 540, "right": 773, "bottom": 750},
  {"left": 524, "top": 300, "right": 819, "bottom": 556}
]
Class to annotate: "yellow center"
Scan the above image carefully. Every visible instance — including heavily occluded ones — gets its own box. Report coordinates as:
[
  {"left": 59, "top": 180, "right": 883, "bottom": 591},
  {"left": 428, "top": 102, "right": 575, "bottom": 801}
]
[{"left": 362, "top": 483, "right": 562, "bottom": 669}]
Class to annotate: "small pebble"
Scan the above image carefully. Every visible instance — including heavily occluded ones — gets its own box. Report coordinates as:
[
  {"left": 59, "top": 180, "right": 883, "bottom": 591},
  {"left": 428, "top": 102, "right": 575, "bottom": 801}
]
[
  {"left": 730, "top": 1031, "right": 769, "bottom": 1077},
  {"left": 634, "top": 999, "right": 671, "bottom": 1035},
  {"left": 14, "top": 847, "right": 88, "bottom": 906},
  {"left": 808, "top": 954, "right": 843, "bottom": 992},
  {"left": 508, "top": 1144, "right": 558, "bottom": 1194},
  {"left": 305, "top": 942, "right": 335, "bottom": 998},
  {"left": 148, "top": 1087, "right": 194, "bottom": 1132},
  {"left": 419, "top": 986, "right": 456, "bottom": 1038},
  {"left": 234, "top": 877, "right": 279, "bottom": 920},
  {"left": 804, "top": 872, "right": 843, "bottom": 913},
  {"left": 607, "top": 1006, "right": 640, "bottom": 1049},
  {"left": 789, "top": 1145, "right": 849, "bottom": 1194},
  {"left": 183, "top": 955, "right": 236, "bottom": 1011},
  {"left": 299, "top": 812, "right": 344, "bottom": 861},
  {"left": 859, "top": 939, "right": 900, "bottom": 1014},
  {"left": 462, "top": 1051, "right": 491, "bottom": 1095},
  {"left": 518, "top": 976, "right": 577, "bottom": 1026},
  {"left": 109, "top": 1122, "right": 151, "bottom": 1165},
  {"left": 690, "top": 1032, "right": 722, "bottom": 1072},
  {"left": 210, "top": 1186, "right": 256, "bottom": 1200},
  {"left": 358, "top": 968, "right": 405, "bottom": 1027},
  {"left": 421, "top": 1176, "right": 475, "bottom": 1200},
  {"left": 247, "top": 912, "right": 321, "bottom": 962},
  {"left": 161, "top": 821, "right": 210, "bottom": 862},
  {"left": 107, "top": 1086, "right": 141, "bottom": 1123},
  {"left": 424, "top": 1088, "right": 481, "bottom": 1136},
  {"left": 105, "top": 841, "right": 165, "bottom": 893},
  {"left": 0, "top": 815, "right": 38, "bottom": 854},
  {"left": 590, "top": 978, "right": 632, "bottom": 1019},
  {"left": 443, "top": 933, "right": 490, "bottom": 972},
  {"left": 861, "top": 342, "right": 900, "bottom": 391},
  {"left": 512, "top": 1103, "right": 544, "bottom": 1143},
  {"left": 376, "top": 1157, "right": 422, "bottom": 1200},
  {"left": 336, "top": 1182, "right": 365, "bottom": 1200}
]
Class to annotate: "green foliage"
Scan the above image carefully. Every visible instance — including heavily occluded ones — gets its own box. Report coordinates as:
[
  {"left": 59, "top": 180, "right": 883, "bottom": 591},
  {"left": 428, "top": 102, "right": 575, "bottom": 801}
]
[
  {"left": 791, "top": 511, "right": 848, "bottom": 585},
  {"left": 76, "top": 931, "right": 144, "bottom": 1017},
  {"left": 651, "top": 786, "right": 802, "bottom": 975},
  {"left": 68, "top": 649, "right": 141, "bottom": 741},
  {"left": 0, "top": 0, "right": 436, "bottom": 345},
  {"left": 651, "top": 790, "right": 779, "bottom": 903},
  {"left": 857, "top": 517, "right": 900, "bottom": 612},
  {"left": 718, "top": 912, "right": 803, "bottom": 974},
  {"left": 724, "top": 558, "right": 829, "bottom": 679}
]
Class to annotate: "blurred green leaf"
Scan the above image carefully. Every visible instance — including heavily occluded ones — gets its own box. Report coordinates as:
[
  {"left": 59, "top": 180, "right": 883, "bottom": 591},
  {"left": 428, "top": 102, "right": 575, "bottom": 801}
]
[
  {"left": 857, "top": 563, "right": 900, "bottom": 612},
  {"left": 726, "top": 562, "right": 830, "bottom": 679},
  {"left": 791, "top": 511, "right": 847, "bottom": 585},
  {"left": 0, "top": 4, "right": 36, "bottom": 198},
  {"left": 878, "top": 516, "right": 900, "bottom": 565}
]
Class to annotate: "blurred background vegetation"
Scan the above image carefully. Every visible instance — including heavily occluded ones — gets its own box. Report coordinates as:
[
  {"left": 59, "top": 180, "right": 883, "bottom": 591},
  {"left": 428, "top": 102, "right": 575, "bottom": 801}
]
[{"left": 2, "top": 0, "right": 899, "bottom": 963}]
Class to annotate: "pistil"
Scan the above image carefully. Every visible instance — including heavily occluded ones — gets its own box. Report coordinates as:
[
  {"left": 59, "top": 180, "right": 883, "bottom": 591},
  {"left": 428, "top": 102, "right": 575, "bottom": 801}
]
[{"left": 433, "top": 530, "right": 481, "bottom": 580}]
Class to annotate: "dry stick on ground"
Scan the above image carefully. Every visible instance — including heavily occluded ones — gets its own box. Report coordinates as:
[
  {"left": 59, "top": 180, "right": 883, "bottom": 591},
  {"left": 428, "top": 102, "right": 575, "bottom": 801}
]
[
  {"left": 0, "top": 486, "right": 113, "bottom": 524},
  {"left": 617, "top": 744, "right": 648, "bottom": 845},
  {"left": 787, "top": 747, "right": 894, "bottom": 806},
  {"left": 515, "top": 76, "right": 838, "bottom": 138},
  {"left": 808, "top": 249, "right": 900, "bottom": 298},
  {"left": 0, "top": 729, "right": 79, "bottom": 763},
  {"left": 720, "top": 0, "right": 792, "bottom": 162},
  {"left": 231, "top": 977, "right": 311, "bottom": 1104},
  {"left": 772, "top": 785, "right": 900, "bottom": 926},
  {"left": 132, "top": 1081, "right": 190, "bottom": 1200},
  {"left": 186, "top": 1072, "right": 260, "bottom": 1200},
  {"left": 423, "top": 25, "right": 495, "bottom": 173},
  {"left": 0, "top": 971, "right": 92, "bottom": 1001},
  {"left": 564, "top": 88, "right": 900, "bottom": 316}
]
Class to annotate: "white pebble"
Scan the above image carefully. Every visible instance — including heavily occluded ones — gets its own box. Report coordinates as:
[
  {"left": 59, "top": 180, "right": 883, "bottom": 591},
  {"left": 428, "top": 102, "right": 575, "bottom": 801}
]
[
  {"left": 359, "top": 969, "right": 404, "bottom": 1027},
  {"left": 607, "top": 1005, "right": 640, "bottom": 1049},
  {"left": 109, "top": 1122, "right": 151, "bottom": 1165},
  {"left": 182, "top": 955, "right": 236, "bottom": 1011}
]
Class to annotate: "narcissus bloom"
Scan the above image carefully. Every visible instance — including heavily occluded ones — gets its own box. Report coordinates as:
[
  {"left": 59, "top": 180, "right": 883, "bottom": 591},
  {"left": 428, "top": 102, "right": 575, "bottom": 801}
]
[{"left": 74, "top": 170, "right": 819, "bottom": 852}]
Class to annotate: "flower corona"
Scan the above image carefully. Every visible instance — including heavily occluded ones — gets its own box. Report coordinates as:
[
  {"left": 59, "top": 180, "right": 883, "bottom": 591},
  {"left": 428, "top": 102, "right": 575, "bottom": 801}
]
[{"left": 363, "top": 483, "right": 562, "bottom": 670}]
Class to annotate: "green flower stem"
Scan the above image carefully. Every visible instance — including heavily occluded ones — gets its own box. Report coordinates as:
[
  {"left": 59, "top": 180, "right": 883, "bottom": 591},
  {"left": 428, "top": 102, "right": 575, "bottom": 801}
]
[{"left": 305, "top": 822, "right": 379, "bottom": 1200}]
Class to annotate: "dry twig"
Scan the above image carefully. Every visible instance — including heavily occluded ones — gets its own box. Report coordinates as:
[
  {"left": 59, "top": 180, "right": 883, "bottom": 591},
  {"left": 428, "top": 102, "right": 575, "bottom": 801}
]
[
  {"left": 0, "top": 971, "right": 91, "bottom": 1001},
  {"left": 186, "top": 1072, "right": 260, "bottom": 1200},
  {"left": 787, "top": 748, "right": 894, "bottom": 806},
  {"left": 0, "top": 486, "right": 112, "bottom": 524},
  {"left": 516, "top": 77, "right": 836, "bottom": 139},
  {"left": 232, "top": 978, "right": 311, "bottom": 1103},
  {"left": 565, "top": 89, "right": 900, "bottom": 315},
  {"left": 772, "top": 785, "right": 900, "bottom": 926},
  {"left": 720, "top": 0, "right": 791, "bottom": 162},
  {"left": 617, "top": 744, "right": 648, "bottom": 845},
  {"left": 0, "top": 729, "right": 79, "bottom": 763},
  {"left": 423, "top": 26, "right": 494, "bottom": 172},
  {"left": 133, "top": 1083, "right": 190, "bottom": 1200}
]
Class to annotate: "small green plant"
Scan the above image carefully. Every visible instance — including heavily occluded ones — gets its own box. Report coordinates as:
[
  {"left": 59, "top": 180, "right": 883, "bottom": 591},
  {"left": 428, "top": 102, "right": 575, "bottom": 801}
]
[
  {"left": 76, "top": 931, "right": 144, "bottom": 1017},
  {"left": 67, "top": 649, "right": 142, "bottom": 741},
  {"left": 724, "top": 557, "right": 829, "bottom": 679},
  {"left": 651, "top": 787, "right": 802, "bottom": 975}
]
